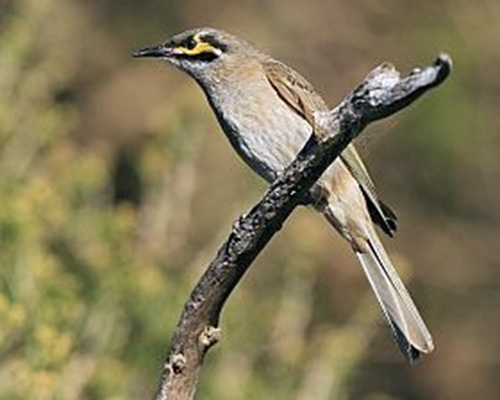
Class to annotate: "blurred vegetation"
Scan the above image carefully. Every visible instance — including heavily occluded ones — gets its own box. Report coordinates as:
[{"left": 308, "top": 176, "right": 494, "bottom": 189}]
[{"left": 0, "top": 0, "right": 499, "bottom": 399}]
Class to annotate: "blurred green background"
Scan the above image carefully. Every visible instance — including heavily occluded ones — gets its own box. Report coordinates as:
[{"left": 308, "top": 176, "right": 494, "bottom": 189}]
[{"left": 1, "top": 0, "right": 499, "bottom": 399}]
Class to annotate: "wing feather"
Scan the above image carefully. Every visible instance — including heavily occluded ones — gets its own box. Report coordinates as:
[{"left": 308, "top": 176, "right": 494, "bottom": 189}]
[
  {"left": 263, "top": 59, "right": 397, "bottom": 235},
  {"left": 263, "top": 59, "right": 325, "bottom": 127}
]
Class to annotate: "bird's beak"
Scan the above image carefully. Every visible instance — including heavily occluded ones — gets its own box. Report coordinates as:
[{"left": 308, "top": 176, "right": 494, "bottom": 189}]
[{"left": 132, "top": 44, "right": 176, "bottom": 59}]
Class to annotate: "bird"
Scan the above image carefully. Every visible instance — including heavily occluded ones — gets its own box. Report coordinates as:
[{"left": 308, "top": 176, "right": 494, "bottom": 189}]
[{"left": 133, "top": 27, "right": 434, "bottom": 362}]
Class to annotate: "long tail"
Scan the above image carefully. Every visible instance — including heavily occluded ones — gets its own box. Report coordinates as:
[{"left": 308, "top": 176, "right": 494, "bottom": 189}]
[{"left": 355, "top": 225, "right": 434, "bottom": 362}]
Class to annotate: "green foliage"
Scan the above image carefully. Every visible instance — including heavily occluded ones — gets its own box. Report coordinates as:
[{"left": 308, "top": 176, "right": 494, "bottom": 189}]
[
  {"left": 0, "top": 2, "right": 183, "bottom": 397},
  {"left": 0, "top": 0, "right": 499, "bottom": 399}
]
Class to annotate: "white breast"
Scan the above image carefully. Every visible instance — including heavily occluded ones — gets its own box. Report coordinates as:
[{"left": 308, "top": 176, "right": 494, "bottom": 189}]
[{"left": 203, "top": 67, "right": 312, "bottom": 182}]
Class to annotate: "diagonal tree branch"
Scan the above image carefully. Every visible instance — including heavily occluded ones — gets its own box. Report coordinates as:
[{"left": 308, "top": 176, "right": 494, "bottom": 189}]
[{"left": 154, "top": 54, "right": 452, "bottom": 400}]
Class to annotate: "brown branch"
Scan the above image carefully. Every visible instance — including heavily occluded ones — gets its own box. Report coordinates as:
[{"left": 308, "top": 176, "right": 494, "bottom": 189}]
[{"left": 154, "top": 54, "right": 452, "bottom": 400}]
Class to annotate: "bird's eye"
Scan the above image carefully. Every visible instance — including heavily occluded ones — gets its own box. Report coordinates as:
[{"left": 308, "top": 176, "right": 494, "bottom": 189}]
[{"left": 184, "top": 37, "right": 197, "bottom": 50}]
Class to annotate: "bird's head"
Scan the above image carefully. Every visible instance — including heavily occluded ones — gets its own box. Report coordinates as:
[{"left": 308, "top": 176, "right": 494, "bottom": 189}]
[{"left": 133, "top": 27, "right": 253, "bottom": 80}]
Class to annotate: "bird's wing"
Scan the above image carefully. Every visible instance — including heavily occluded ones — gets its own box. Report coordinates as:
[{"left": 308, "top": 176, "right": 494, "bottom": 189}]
[
  {"left": 263, "top": 59, "right": 397, "bottom": 235},
  {"left": 263, "top": 59, "right": 326, "bottom": 127},
  {"left": 341, "top": 145, "right": 398, "bottom": 236}
]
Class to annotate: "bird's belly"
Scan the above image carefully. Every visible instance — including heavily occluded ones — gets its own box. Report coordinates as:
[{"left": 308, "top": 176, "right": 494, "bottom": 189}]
[{"left": 218, "top": 96, "right": 313, "bottom": 182}]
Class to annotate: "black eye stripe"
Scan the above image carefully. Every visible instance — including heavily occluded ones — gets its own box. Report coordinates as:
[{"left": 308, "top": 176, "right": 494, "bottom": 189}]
[
  {"left": 169, "top": 31, "right": 227, "bottom": 63},
  {"left": 199, "top": 34, "right": 228, "bottom": 53},
  {"left": 176, "top": 52, "right": 219, "bottom": 63}
]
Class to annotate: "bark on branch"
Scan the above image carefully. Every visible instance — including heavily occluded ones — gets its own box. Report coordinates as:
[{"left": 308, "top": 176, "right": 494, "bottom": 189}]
[{"left": 154, "top": 54, "right": 452, "bottom": 400}]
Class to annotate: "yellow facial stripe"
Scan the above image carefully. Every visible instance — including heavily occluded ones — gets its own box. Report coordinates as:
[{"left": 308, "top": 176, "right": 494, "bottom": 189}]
[
  {"left": 176, "top": 33, "right": 221, "bottom": 57},
  {"left": 178, "top": 41, "right": 217, "bottom": 56}
]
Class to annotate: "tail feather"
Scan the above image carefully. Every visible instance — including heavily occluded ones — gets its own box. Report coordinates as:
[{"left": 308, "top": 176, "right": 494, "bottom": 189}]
[{"left": 356, "top": 226, "right": 434, "bottom": 362}]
